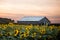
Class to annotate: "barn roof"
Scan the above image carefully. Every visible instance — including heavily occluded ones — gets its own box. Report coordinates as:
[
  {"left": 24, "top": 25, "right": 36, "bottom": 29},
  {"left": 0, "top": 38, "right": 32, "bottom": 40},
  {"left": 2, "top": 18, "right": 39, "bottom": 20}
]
[{"left": 20, "top": 16, "right": 45, "bottom": 21}]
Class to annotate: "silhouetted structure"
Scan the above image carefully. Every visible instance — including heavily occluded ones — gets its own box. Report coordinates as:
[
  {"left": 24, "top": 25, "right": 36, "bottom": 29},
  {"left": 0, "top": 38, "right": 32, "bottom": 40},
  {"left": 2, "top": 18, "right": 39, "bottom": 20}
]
[
  {"left": 50, "top": 23, "right": 60, "bottom": 26},
  {"left": 0, "top": 18, "right": 14, "bottom": 24},
  {"left": 17, "top": 16, "right": 50, "bottom": 25}
]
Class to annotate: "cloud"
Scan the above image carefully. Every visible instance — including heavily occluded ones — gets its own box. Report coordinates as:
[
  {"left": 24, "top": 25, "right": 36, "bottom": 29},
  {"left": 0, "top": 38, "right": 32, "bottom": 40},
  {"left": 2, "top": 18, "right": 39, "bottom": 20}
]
[{"left": 0, "top": 0, "right": 60, "bottom": 23}]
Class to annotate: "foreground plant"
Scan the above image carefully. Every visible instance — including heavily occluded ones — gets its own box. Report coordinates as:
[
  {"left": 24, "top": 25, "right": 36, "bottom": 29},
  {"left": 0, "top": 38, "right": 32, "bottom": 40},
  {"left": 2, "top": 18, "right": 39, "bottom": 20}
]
[{"left": 0, "top": 24, "right": 60, "bottom": 40}]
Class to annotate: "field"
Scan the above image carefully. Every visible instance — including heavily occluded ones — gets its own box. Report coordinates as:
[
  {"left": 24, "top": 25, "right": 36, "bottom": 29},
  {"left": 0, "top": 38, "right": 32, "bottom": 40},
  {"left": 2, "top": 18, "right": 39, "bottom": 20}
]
[{"left": 0, "top": 23, "right": 60, "bottom": 40}]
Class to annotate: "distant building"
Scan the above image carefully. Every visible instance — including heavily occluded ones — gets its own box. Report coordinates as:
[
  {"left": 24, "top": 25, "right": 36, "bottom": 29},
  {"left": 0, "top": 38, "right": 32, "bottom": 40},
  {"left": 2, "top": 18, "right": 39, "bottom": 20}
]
[
  {"left": 17, "top": 16, "right": 50, "bottom": 25},
  {"left": 0, "top": 18, "right": 14, "bottom": 24}
]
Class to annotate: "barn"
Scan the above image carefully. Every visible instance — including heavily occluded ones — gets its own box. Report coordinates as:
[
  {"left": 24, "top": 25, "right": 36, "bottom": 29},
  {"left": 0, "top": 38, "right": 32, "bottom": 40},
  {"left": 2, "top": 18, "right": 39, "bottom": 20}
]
[{"left": 17, "top": 16, "right": 50, "bottom": 25}]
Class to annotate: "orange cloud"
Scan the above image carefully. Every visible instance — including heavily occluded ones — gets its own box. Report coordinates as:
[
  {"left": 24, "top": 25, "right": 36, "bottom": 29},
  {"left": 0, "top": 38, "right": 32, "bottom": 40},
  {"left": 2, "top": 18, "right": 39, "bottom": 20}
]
[{"left": 0, "top": 0, "right": 60, "bottom": 23}]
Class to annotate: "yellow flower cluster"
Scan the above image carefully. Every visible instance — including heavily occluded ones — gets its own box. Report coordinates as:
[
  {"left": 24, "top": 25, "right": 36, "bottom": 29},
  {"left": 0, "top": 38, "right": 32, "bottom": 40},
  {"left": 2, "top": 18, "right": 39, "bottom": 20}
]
[
  {"left": 32, "top": 32, "right": 36, "bottom": 38},
  {"left": 0, "top": 23, "right": 60, "bottom": 40},
  {"left": 40, "top": 28, "right": 46, "bottom": 34},
  {"left": 14, "top": 29, "right": 19, "bottom": 36}
]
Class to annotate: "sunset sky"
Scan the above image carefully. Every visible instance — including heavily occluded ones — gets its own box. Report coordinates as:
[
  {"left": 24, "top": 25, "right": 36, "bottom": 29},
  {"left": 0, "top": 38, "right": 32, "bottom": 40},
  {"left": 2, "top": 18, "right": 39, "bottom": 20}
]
[{"left": 0, "top": 0, "right": 60, "bottom": 23}]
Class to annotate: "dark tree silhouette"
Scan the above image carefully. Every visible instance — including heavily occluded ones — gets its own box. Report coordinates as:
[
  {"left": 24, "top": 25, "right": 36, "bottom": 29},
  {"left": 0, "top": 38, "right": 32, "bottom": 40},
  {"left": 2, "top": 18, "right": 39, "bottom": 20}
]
[{"left": 0, "top": 18, "right": 14, "bottom": 24}]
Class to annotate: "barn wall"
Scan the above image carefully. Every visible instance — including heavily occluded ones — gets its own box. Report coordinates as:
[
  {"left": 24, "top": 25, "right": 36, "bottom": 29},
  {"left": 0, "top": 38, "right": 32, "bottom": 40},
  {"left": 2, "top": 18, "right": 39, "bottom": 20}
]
[
  {"left": 17, "top": 17, "right": 50, "bottom": 25},
  {"left": 17, "top": 21, "right": 40, "bottom": 25},
  {"left": 39, "top": 18, "right": 50, "bottom": 25}
]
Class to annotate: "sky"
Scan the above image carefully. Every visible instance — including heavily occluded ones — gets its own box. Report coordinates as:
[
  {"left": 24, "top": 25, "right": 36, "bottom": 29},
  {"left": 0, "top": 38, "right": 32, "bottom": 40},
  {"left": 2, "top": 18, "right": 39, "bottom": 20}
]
[{"left": 0, "top": 0, "right": 60, "bottom": 23}]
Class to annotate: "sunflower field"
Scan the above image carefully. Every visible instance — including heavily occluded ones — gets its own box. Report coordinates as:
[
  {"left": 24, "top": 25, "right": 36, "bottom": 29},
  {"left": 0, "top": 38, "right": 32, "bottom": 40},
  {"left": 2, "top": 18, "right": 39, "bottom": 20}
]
[{"left": 0, "top": 23, "right": 60, "bottom": 40}]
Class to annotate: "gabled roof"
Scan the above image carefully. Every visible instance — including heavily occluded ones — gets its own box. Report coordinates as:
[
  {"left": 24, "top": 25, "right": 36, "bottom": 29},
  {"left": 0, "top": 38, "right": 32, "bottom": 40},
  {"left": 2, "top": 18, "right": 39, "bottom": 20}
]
[{"left": 20, "top": 16, "right": 45, "bottom": 21}]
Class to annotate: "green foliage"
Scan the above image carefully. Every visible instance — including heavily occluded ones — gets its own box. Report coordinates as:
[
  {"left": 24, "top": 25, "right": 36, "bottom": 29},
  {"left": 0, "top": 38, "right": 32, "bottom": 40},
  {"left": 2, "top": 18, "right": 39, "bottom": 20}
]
[{"left": 0, "top": 24, "right": 60, "bottom": 40}]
